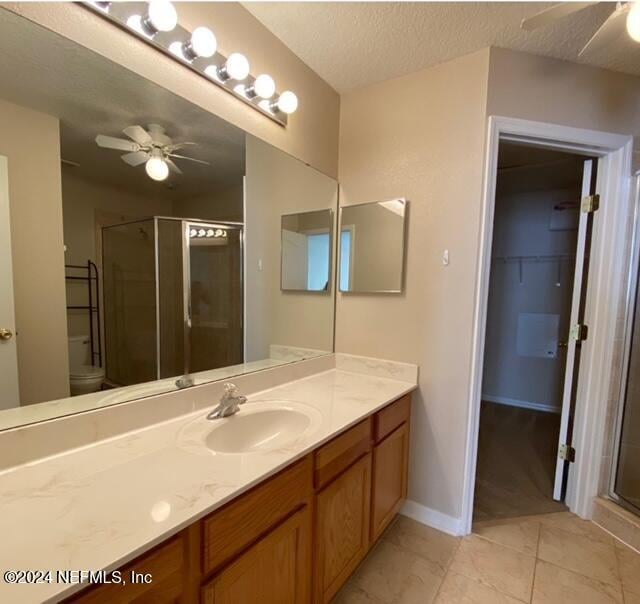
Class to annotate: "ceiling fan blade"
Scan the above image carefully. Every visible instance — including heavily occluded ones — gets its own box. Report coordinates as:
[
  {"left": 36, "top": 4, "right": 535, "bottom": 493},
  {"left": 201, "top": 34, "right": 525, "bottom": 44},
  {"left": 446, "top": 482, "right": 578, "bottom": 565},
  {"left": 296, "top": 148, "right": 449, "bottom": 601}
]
[
  {"left": 123, "top": 125, "right": 153, "bottom": 146},
  {"left": 521, "top": 2, "right": 598, "bottom": 31},
  {"left": 165, "top": 158, "right": 183, "bottom": 175},
  {"left": 579, "top": 4, "right": 630, "bottom": 56},
  {"left": 166, "top": 142, "right": 197, "bottom": 152},
  {"left": 95, "top": 134, "right": 139, "bottom": 152},
  {"left": 168, "top": 153, "right": 211, "bottom": 166},
  {"left": 121, "top": 151, "right": 150, "bottom": 167}
]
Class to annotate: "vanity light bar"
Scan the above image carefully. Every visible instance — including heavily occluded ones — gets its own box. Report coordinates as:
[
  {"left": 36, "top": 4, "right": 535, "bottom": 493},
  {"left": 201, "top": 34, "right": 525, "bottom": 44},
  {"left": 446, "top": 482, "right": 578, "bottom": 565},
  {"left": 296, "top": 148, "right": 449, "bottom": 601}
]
[
  {"left": 83, "top": 1, "right": 298, "bottom": 127},
  {"left": 189, "top": 228, "right": 228, "bottom": 238}
]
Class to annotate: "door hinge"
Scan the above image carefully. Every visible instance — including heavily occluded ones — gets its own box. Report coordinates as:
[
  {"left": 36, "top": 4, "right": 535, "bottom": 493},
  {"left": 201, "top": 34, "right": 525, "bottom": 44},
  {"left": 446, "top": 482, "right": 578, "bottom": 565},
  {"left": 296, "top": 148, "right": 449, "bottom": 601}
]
[
  {"left": 570, "top": 323, "right": 588, "bottom": 342},
  {"left": 559, "top": 444, "right": 576, "bottom": 463},
  {"left": 581, "top": 194, "right": 600, "bottom": 213}
]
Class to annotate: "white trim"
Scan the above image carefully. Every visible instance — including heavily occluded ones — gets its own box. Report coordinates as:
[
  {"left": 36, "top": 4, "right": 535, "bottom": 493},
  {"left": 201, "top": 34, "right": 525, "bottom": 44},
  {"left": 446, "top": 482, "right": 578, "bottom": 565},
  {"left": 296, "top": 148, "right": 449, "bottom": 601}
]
[
  {"left": 401, "top": 500, "right": 464, "bottom": 537},
  {"left": 461, "top": 115, "right": 633, "bottom": 536},
  {"left": 482, "top": 394, "right": 560, "bottom": 414}
]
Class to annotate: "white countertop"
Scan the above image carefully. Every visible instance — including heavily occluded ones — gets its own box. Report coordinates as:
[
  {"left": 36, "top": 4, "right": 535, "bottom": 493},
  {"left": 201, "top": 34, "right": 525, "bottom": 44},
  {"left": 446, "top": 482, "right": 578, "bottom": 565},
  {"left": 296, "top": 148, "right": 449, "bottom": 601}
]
[{"left": 0, "top": 368, "right": 416, "bottom": 603}]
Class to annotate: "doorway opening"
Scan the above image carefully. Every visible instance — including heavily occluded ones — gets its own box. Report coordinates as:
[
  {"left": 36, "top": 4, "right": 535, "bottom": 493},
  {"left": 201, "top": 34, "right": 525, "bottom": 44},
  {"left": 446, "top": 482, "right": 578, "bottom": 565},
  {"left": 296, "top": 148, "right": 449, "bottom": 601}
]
[{"left": 473, "top": 141, "right": 597, "bottom": 524}]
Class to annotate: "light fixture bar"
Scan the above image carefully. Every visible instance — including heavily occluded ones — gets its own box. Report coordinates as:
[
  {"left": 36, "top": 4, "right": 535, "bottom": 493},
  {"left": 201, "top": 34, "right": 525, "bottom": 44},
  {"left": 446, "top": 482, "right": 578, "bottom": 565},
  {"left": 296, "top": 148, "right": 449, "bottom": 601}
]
[{"left": 83, "top": 1, "right": 297, "bottom": 127}]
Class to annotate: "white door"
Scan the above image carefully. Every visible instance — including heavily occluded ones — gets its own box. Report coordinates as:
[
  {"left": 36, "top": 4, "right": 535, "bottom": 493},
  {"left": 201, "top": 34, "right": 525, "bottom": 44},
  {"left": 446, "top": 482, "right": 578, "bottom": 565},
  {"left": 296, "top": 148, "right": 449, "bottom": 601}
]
[
  {"left": 0, "top": 156, "right": 19, "bottom": 408},
  {"left": 553, "top": 158, "right": 597, "bottom": 500}
]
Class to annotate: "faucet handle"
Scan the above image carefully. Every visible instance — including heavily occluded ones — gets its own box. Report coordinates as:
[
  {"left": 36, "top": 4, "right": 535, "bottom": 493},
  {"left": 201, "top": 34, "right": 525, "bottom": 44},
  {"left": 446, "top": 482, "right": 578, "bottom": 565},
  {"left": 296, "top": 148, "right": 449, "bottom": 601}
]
[{"left": 223, "top": 383, "right": 238, "bottom": 396}]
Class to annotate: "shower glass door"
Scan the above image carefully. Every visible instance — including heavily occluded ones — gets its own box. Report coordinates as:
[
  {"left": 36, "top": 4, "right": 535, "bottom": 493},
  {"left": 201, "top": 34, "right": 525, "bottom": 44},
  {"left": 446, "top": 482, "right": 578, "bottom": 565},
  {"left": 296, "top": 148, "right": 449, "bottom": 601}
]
[
  {"left": 614, "top": 181, "right": 640, "bottom": 513},
  {"left": 186, "top": 222, "right": 243, "bottom": 373}
]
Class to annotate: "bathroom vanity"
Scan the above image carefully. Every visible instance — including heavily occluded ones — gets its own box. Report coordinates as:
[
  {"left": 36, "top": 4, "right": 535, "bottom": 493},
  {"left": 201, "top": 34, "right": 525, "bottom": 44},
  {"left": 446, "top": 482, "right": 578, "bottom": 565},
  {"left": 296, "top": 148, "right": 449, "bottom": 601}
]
[{"left": 66, "top": 393, "right": 411, "bottom": 604}]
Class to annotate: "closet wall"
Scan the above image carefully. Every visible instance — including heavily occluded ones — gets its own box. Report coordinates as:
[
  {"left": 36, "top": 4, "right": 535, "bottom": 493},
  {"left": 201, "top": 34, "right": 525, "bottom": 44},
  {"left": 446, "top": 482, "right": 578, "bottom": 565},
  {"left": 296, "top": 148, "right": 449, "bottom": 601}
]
[{"left": 482, "top": 159, "right": 583, "bottom": 412}]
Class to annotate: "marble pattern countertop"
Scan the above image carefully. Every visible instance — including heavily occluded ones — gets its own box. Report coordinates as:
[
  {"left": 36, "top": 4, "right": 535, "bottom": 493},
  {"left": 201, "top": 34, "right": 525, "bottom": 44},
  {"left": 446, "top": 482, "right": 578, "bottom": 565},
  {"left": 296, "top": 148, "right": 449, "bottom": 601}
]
[{"left": 0, "top": 367, "right": 416, "bottom": 603}]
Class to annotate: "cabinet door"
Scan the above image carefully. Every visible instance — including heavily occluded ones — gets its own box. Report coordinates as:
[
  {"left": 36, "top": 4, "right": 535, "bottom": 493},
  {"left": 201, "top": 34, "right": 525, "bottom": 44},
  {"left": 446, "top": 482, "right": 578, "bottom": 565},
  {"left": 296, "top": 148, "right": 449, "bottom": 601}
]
[
  {"left": 371, "top": 423, "right": 409, "bottom": 542},
  {"left": 202, "top": 506, "right": 311, "bottom": 604},
  {"left": 314, "top": 453, "right": 371, "bottom": 604}
]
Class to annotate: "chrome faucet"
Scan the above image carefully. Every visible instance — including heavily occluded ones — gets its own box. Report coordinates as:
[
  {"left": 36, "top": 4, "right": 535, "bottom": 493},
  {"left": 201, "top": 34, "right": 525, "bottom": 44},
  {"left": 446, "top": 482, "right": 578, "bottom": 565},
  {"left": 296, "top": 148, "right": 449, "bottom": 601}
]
[{"left": 206, "top": 383, "right": 247, "bottom": 420}]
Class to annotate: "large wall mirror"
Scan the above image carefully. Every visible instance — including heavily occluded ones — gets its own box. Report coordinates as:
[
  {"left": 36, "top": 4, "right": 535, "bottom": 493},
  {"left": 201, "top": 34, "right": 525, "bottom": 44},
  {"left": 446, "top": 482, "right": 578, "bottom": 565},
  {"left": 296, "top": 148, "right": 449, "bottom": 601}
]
[
  {"left": 0, "top": 8, "right": 337, "bottom": 430},
  {"left": 339, "top": 199, "right": 407, "bottom": 293}
]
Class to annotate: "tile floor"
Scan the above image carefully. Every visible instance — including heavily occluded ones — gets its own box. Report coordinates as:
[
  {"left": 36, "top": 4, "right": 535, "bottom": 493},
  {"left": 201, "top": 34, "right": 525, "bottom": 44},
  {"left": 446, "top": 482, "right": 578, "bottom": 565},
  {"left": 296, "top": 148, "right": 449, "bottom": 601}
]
[{"left": 334, "top": 512, "right": 640, "bottom": 604}]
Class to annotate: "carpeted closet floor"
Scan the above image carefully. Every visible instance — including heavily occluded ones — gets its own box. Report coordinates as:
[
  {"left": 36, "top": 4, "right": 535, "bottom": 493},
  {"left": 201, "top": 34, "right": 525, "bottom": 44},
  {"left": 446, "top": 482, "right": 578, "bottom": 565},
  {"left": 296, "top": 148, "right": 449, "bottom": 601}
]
[{"left": 473, "top": 401, "right": 567, "bottom": 523}]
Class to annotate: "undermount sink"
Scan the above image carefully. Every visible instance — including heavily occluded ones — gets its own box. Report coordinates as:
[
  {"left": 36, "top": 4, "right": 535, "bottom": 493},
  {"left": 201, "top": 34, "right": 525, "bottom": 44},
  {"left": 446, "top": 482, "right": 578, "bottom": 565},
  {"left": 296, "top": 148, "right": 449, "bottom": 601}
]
[{"left": 203, "top": 403, "right": 317, "bottom": 454}]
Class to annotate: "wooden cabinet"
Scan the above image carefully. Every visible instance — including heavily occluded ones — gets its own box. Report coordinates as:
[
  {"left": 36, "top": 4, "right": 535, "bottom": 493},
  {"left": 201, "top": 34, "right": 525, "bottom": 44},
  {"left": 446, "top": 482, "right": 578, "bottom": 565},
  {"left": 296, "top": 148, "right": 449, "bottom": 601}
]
[
  {"left": 202, "top": 456, "right": 312, "bottom": 574},
  {"left": 69, "top": 394, "right": 411, "bottom": 604},
  {"left": 314, "top": 453, "right": 372, "bottom": 604},
  {"left": 67, "top": 534, "right": 191, "bottom": 604},
  {"left": 371, "top": 422, "right": 410, "bottom": 542},
  {"left": 202, "top": 506, "right": 311, "bottom": 604}
]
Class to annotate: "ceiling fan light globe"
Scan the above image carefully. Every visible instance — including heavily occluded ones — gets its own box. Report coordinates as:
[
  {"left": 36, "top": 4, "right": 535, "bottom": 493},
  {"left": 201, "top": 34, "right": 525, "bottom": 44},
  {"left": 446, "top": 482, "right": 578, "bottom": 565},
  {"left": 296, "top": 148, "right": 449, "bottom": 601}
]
[
  {"left": 147, "top": 0, "right": 177, "bottom": 33},
  {"left": 145, "top": 156, "right": 169, "bottom": 181},
  {"left": 190, "top": 27, "right": 217, "bottom": 58},
  {"left": 627, "top": 3, "right": 640, "bottom": 42}
]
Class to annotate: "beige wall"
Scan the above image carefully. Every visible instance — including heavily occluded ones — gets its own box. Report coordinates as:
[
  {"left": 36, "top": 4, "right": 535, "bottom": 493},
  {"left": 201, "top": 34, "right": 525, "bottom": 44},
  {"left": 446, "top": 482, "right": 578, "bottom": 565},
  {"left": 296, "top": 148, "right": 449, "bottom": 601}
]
[
  {"left": 175, "top": 184, "right": 244, "bottom": 223},
  {"left": 337, "top": 49, "right": 491, "bottom": 519},
  {"left": 487, "top": 48, "right": 640, "bottom": 139},
  {"left": 338, "top": 47, "right": 640, "bottom": 522},
  {"left": 6, "top": 2, "right": 340, "bottom": 178},
  {"left": 245, "top": 136, "right": 337, "bottom": 361},
  {"left": 0, "top": 98, "right": 69, "bottom": 404}
]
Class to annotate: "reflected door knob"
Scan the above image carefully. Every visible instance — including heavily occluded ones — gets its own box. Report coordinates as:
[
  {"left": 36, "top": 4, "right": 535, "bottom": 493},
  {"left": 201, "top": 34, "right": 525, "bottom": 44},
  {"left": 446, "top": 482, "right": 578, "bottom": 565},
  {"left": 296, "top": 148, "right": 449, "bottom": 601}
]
[{"left": 0, "top": 328, "right": 13, "bottom": 341}]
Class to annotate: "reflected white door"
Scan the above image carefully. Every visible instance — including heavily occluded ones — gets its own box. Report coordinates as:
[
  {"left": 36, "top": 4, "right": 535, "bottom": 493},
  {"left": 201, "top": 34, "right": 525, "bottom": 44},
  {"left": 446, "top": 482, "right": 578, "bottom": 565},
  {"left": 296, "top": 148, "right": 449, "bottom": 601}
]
[
  {"left": 0, "top": 156, "right": 19, "bottom": 408},
  {"left": 553, "top": 158, "right": 597, "bottom": 500}
]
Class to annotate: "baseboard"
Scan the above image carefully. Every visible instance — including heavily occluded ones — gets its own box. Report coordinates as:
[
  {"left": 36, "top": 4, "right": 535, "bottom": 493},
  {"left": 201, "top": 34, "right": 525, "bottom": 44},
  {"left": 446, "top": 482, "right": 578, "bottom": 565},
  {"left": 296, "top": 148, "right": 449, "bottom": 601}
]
[
  {"left": 482, "top": 394, "right": 560, "bottom": 414},
  {"left": 401, "top": 499, "right": 464, "bottom": 536}
]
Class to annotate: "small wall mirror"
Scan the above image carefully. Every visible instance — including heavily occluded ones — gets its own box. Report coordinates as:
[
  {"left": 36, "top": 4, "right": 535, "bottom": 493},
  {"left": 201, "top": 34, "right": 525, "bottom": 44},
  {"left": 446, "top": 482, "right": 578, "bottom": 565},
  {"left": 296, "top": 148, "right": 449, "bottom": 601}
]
[
  {"left": 339, "top": 199, "right": 407, "bottom": 293},
  {"left": 281, "top": 209, "right": 333, "bottom": 292}
]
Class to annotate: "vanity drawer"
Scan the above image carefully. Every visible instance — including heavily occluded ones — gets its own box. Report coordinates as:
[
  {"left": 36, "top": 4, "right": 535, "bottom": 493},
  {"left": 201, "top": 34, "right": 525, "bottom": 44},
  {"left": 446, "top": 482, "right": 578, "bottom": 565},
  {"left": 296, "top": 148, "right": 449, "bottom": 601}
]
[
  {"left": 202, "top": 454, "right": 313, "bottom": 575},
  {"left": 314, "top": 418, "right": 372, "bottom": 489},
  {"left": 374, "top": 394, "right": 411, "bottom": 443},
  {"left": 67, "top": 535, "right": 186, "bottom": 603}
]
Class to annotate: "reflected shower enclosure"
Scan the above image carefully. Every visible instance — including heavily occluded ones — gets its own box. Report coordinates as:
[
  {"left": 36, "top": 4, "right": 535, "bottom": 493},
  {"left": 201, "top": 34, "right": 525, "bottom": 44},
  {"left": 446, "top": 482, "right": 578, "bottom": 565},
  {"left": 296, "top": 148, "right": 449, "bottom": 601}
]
[{"left": 102, "top": 218, "right": 243, "bottom": 386}]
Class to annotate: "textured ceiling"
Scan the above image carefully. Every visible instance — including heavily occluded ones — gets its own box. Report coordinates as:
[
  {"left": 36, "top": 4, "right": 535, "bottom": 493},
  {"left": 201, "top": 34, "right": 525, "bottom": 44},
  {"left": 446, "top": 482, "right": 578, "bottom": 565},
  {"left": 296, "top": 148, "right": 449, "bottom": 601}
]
[
  {"left": 243, "top": 2, "right": 640, "bottom": 92},
  {"left": 0, "top": 9, "right": 245, "bottom": 202}
]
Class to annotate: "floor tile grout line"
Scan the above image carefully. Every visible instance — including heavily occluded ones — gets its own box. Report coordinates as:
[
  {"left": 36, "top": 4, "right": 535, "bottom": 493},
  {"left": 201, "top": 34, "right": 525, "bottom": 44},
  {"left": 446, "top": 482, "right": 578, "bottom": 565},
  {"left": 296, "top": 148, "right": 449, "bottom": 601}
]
[
  {"left": 530, "top": 521, "right": 542, "bottom": 603},
  {"left": 471, "top": 529, "right": 539, "bottom": 558}
]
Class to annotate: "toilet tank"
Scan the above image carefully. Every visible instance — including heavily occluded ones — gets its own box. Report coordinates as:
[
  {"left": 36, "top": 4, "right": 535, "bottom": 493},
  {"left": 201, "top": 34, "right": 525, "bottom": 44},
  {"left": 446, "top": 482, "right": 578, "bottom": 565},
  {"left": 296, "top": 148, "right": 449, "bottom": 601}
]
[{"left": 68, "top": 335, "right": 91, "bottom": 369}]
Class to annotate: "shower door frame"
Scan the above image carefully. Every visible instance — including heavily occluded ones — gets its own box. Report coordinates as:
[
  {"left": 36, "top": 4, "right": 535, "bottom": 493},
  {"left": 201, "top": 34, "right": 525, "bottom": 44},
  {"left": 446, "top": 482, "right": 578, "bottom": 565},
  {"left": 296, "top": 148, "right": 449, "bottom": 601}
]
[{"left": 609, "top": 174, "right": 640, "bottom": 515}]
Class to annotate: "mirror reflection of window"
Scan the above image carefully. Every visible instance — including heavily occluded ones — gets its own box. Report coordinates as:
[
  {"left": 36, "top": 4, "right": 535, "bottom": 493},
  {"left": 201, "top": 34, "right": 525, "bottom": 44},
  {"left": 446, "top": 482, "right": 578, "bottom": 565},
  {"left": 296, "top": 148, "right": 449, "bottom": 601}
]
[
  {"left": 307, "top": 233, "right": 330, "bottom": 291},
  {"left": 281, "top": 209, "right": 333, "bottom": 292},
  {"left": 340, "top": 229, "right": 353, "bottom": 292}
]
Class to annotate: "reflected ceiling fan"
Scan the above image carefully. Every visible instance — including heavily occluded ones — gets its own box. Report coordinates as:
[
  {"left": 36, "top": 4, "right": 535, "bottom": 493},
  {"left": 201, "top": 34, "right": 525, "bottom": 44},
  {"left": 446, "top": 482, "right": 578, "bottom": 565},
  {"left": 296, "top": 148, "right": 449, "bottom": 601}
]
[
  {"left": 521, "top": 2, "right": 640, "bottom": 56},
  {"left": 95, "top": 124, "right": 209, "bottom": 182}
]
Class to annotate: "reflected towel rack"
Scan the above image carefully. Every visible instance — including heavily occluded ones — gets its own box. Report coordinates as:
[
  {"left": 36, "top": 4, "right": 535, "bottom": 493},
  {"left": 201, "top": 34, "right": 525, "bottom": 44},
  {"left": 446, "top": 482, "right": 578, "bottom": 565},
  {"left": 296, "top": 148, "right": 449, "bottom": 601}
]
[{"left": 65, "top": 261, "right": 102, "bottom": 367}]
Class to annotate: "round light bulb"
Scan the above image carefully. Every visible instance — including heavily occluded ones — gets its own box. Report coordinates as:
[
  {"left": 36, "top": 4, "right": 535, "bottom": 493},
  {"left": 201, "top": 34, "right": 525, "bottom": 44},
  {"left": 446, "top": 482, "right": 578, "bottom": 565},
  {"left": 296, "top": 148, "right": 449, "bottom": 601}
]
[
  {"left": 147, "top": 0, "right": 177, "bottom": 33},
  {"left": 145, "top": 156, "right": 169, "bottom": 181},
  {"left": 253, "top": 74, "right": 276, "bottom": 99},
  {"left": 225, "top": 53, "right": 250, "bottom": 80},
  {"left": 627, "top": 3, "right": 640, "bottom": 42},
  {"left": 276, "top": 90, "right": 298, "bottom": 114},
  {"left": 190, "top": 26, "right": 217, "bottom": 58}
]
